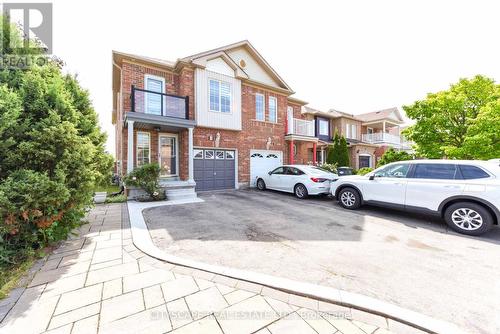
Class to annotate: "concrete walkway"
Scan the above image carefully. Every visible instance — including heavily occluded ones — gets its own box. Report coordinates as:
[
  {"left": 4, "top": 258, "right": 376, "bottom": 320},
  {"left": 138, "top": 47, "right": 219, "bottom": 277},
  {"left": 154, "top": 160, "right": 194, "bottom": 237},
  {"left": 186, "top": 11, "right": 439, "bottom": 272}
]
[{"left": 0, "top": 203, "right": 417, "bottom": 334}]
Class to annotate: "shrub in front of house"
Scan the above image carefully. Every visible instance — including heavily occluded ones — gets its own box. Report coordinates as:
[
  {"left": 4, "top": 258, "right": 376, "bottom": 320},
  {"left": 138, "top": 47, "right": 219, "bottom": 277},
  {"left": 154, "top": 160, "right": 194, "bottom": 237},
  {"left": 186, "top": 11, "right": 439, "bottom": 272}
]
[
  {"left": 124, "top": 163, "right": 165, "bottom": 201},
  {"left": 319, "top": 163, "right": 338, "bottom": 174},
  {"left": 356, "top": 167, "right": 374, "bottom": 175}
]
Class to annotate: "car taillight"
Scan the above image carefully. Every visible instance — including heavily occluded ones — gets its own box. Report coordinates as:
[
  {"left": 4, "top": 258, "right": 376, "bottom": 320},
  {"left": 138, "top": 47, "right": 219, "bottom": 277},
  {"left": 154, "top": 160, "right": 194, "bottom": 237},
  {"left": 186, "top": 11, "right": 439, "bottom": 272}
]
[{"left": 310, "top": 177, "right": 327, "bottom": 183}]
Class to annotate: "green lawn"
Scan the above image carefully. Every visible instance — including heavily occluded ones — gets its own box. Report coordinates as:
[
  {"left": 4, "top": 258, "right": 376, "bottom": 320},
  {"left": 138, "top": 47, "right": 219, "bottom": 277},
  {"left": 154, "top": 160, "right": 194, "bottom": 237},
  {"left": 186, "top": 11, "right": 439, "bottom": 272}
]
[
  {"left": 94, "top": 184, "right": 120, "bottom": 194},
  {"left": 0, "top": 257, "right": 36, "bottom": 299}
]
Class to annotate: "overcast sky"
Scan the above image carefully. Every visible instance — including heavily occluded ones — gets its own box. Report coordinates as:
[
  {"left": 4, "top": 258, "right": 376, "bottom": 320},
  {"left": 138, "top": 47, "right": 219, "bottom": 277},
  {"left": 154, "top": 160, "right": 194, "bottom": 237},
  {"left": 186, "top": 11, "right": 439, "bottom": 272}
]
[{"left": 44, "top": 0, "right": 500, "bottom": 154}]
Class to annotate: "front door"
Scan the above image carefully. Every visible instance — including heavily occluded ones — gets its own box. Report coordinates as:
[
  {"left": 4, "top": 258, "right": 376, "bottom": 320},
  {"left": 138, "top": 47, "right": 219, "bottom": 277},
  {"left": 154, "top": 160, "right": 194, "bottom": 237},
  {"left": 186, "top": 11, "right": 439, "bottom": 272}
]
[
  {"left": 359, "top": 155, "right": 371, "bottom": 168},
  {"left": 159, "top": 135, "right": 177, "bottom": 177}
]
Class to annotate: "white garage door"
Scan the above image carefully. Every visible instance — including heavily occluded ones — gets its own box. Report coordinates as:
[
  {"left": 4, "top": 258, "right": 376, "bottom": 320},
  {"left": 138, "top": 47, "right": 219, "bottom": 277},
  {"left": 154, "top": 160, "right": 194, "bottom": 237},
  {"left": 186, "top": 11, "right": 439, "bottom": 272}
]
[{"left": 250, "top": 150, "right": 283, "bottom": 187}]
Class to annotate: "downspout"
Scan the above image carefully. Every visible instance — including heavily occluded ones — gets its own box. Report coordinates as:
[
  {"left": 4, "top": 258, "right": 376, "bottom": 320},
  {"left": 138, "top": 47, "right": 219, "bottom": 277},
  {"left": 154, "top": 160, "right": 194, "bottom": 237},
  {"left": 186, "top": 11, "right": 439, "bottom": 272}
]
[{"left": 112, "top": 60, "right": 123, "bottom": 177}]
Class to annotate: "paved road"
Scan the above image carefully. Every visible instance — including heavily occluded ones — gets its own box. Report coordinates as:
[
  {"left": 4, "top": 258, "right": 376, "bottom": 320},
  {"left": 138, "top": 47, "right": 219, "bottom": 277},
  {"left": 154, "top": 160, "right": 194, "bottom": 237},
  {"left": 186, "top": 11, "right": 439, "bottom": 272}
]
[{"left": 145, "top": 189, "right": 500, "bottom": 334}]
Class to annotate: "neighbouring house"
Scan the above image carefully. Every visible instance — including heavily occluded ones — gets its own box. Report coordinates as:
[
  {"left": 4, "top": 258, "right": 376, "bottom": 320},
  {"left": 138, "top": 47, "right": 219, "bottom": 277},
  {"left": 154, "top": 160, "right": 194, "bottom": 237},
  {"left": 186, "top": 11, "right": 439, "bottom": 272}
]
[
  {"left": 111, "top": 40, "right": 411, "bottom": 198},
  {"left": 298, "top": 106, "right": 412, "bottom": 169}
]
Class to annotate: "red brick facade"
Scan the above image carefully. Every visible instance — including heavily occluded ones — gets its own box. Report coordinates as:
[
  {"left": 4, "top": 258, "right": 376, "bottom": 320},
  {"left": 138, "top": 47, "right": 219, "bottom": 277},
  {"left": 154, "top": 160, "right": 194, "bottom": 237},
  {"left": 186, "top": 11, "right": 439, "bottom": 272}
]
[{"left": 115, "top": 60, "right": 308, "bottom": 185}]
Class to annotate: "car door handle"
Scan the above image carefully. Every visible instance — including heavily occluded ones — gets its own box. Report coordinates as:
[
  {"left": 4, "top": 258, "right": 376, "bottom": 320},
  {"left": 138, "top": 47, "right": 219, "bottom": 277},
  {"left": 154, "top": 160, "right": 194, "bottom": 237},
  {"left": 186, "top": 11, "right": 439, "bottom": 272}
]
[
  {"left": 444, "top": 185, "right": 460, "bottom": 189},
  {"left": 393, "top": 182, "right": 405, "bottom": 185}
]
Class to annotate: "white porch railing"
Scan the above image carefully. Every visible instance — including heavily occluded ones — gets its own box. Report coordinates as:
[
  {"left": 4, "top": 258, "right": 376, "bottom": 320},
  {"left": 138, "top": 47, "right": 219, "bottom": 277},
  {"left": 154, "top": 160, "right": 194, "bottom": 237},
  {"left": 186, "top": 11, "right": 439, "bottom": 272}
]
[
  {"left": 362, "top": 132, "right": 402, "bottom": 145},
  {"left": 288, "top": 118, "right": 315, "bottom": 137}
]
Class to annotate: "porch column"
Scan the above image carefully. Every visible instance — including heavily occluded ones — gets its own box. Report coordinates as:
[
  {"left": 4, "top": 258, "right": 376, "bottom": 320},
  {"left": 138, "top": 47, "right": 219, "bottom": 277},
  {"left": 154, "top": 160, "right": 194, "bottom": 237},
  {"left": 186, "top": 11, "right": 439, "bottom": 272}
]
[
  {"left": 127, "top": 120, "right": 134, "bottom": 174},
  {"left": 313, "top": 142, "right": 317, "bottom": 164},
  {"left": 188, "top": 127, "right": 194, "bottom": 183},
  {"left": 289, "top": 140, "right": 294, "bottom": 164},
  {"left": 383, "top": 121, "right": 386, "bottom": 133}
]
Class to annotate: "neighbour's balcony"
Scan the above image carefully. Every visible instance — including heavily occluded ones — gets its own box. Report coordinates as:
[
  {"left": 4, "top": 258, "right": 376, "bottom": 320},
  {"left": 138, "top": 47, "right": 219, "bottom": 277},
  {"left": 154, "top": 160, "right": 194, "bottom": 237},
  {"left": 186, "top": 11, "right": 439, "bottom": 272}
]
[
  {"left": 362, "top": 132, "right": 402, "bottom": 145},
  {"left": 131, "top": 85, "right": 189, "bottom": 119},
  {"left": 287, "top": 118, "right": 315, "bottom": 137}
]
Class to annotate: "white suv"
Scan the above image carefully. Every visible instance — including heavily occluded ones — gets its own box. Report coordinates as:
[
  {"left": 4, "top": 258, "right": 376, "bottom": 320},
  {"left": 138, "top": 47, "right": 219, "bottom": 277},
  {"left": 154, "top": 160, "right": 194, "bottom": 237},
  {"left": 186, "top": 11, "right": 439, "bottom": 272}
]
[{"left": 330, "top": 160, "right": 500, "bottom": 236}]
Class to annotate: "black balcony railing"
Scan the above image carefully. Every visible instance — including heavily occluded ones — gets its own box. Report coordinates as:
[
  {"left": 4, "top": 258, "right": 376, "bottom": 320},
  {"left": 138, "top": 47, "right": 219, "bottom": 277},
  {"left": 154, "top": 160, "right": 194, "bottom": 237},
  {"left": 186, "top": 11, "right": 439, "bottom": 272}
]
[{"left": 131, "top": 85, "right": 189, "bottom": 119}]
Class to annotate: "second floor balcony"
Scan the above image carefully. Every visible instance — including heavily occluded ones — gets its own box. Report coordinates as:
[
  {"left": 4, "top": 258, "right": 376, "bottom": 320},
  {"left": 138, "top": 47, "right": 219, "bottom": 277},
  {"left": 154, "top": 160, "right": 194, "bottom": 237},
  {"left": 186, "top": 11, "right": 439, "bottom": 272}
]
[
  {"left": 131, "top": 85, "right": 189, "bottom": 120},
  {"left": 362, "top": 132, "right": 401, "bottom": 145},
  {"left": 287, "top": 117, "right": 315, "bottom": 137}
]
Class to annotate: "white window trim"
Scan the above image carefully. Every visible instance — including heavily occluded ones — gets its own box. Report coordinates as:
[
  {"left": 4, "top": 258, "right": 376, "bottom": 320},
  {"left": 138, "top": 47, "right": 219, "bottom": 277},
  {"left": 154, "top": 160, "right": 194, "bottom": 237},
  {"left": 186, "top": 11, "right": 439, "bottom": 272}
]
[
  {"left": 319, "top": 119, "right": 329, "bottom": 136},
  {"left": 136, "top": 131, "right": 151, "bottom": 167},
  {"left": 208, "top": 78, "right": 232, "bottom": 114},
  {"left": 158, "top": 133, "right": 179, "bottom": 177},
  {"left": 255, "top": 93, "right": 265, "bottom": 121},
  {"left": 268, "top": 96, "right": 277, "bottom": 123},
  {"left": 351, "top": 124, "right": 357, "bottom": 140},
  {"left": 345, "top": 124, "right": 350, "bottom": 138},
  {"left": 144, "top": 74, "right": 165, "bottom": 115}
]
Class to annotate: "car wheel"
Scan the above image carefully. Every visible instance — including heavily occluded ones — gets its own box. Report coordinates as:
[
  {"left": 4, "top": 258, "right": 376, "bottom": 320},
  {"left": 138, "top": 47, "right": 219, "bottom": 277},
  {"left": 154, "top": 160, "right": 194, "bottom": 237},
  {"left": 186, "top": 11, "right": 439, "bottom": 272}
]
[
  {"left": 338, "top": 187, "right": 361, "bottom": 209},
  {"left": 444, "top": 202, "right": 493, "bottom": 236},
  {"left": 294, "top": 184, "right": 308, "bottom": 199},
  {"left": 256, "top": 179, "right": 266, "bottom": 190}
]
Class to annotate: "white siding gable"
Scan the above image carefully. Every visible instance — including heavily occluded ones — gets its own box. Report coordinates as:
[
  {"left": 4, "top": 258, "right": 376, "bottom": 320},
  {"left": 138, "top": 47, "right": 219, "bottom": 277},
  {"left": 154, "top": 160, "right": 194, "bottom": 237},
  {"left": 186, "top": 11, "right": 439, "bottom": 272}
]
[
  {"left": 206, "top": 57, "right": 235, "bottom": 77},
  {"left": 227, "top": 47, "right": 281, "bottom": 88},
  {"left": 195, "top": 68, "right": 242, "bottom": 131}
]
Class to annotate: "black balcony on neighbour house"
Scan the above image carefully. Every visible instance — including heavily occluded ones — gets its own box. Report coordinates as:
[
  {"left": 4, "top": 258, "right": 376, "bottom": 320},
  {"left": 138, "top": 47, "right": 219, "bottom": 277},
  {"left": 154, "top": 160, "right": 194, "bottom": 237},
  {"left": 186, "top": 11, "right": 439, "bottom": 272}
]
[{"left": 131, "top": 85, "right": 189, "bottom": 120}]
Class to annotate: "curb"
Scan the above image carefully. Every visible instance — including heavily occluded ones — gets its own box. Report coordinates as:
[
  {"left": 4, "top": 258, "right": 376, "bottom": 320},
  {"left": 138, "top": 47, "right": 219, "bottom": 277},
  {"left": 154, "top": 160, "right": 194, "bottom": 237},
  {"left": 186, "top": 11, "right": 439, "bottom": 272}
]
[{"left": 127, "top": 200, "right": 467, "bottom": 334}]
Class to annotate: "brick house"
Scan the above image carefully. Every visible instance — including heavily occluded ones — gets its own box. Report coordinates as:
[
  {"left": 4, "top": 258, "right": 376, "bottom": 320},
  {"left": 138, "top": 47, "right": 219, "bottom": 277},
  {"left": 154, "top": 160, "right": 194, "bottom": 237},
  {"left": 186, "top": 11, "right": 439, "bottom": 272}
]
[
  {"left": 112, "top": 41, "right": 411, "bottom": 198},
  {"left": 299, "top": 106, "right": 411, "bottom": 169},
  {"left": 112, "top": 40, "right": 320, "bottom": 197}
]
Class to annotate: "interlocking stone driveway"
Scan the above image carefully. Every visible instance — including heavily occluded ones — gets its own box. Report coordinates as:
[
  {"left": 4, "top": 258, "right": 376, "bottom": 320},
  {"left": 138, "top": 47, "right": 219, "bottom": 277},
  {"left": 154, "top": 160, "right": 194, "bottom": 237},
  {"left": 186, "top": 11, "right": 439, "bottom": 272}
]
[{"left": 0, "top": 203, "right": 410, "bottom": 334}]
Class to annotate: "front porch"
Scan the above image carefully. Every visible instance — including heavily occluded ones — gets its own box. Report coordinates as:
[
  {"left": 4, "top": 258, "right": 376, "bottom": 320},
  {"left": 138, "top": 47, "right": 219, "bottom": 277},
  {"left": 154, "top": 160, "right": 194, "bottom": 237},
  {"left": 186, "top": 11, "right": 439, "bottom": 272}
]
[
  {"left": 123, "top": 89, "right": 197, "bottom": 199},
  {"left": 284, "top": 135, "right": 319, "bottom": 165}
]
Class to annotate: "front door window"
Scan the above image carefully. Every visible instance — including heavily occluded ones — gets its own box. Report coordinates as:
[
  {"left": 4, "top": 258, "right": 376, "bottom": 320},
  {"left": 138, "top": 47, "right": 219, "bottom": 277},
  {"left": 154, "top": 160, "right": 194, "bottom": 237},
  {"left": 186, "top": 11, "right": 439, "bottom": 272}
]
[{"left": 159, "top": 135, "right": 177, "bottom": 176}]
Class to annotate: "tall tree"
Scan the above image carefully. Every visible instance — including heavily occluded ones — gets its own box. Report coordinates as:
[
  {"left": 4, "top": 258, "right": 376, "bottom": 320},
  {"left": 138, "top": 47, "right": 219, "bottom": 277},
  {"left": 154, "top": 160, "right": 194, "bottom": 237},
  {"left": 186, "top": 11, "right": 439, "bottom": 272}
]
[
  {"left": 0, "top": 18, "right": 113, "bottom": 266},
  {"left": 403, "top": 75, "right": 500, "bottom": 159},
  {"left": 327, "top": 132, "right": 350, "bottom": 167}
]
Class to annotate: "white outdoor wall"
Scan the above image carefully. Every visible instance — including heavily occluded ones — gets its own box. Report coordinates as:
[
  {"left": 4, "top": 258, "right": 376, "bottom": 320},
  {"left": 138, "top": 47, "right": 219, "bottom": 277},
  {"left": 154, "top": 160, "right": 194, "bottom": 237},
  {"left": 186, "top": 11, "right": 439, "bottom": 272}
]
[
  {"left": 227, "top": 47, "right": 280, "bottom": 88},
  {"left": 206, "top": 58, "right": 235, "bottom": 77},
  {"left": 195, "top": 67, "right": 242, "bottom": 130}
]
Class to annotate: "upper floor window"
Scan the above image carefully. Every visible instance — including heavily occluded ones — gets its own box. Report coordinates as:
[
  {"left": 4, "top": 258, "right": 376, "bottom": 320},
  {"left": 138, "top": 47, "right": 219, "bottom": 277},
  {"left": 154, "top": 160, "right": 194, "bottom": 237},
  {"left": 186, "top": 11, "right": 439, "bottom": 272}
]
[
  {"left": 136, "top": 132, "right": 150, "bottom": 167},
  {"left": 318, "top": 119, "right": 329, "bottom": 136},
  {"left": 209, "top": 79, "right": 231, "bottom": 113},
  {"left": 268, "top": 96, "right": 277, "bottom": 123},
  {"left": 346, "top": 123, "right": 357, "bottom": 139},
  {"left": 255, "top": 93, "right": 265, "bottom": 121}
]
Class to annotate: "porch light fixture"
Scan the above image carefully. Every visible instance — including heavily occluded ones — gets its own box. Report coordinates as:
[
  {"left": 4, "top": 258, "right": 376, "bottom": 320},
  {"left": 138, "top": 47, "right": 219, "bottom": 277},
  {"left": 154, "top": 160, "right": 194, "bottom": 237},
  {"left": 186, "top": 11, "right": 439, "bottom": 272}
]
[{"left": 154, "top": 127, "right": 160, "bottom": 132}]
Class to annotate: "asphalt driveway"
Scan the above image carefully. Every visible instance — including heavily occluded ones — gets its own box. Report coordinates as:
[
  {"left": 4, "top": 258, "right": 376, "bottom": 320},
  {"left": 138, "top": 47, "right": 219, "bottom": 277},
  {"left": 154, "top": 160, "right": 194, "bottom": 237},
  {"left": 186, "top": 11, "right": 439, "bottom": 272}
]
[{"left": 144, "top": 189, "right": 500, "bottom": 334}]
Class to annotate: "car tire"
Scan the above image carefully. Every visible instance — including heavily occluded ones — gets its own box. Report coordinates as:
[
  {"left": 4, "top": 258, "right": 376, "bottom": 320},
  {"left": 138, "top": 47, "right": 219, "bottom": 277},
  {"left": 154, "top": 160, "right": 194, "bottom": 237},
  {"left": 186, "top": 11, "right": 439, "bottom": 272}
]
[
  {"left": 444, "top": 202, "right": 493, "bottom": 236},
  {"left": 338, "top": 187, "right": 361, "bottom": 209},
  {"left": 294, "top": 184, "right": 308, "bottom": 199},
  {"left": 256, "top": 179, "right": 266, "bottom": 190}
]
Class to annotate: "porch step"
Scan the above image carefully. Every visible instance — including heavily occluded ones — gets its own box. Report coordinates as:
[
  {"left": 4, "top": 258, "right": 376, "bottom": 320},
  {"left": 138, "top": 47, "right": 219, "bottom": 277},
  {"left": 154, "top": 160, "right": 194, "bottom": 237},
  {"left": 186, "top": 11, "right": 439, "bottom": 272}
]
[
  {"left": 165, "top": 186, "right": 197, "bottom": 201},
  {"left": 163, "top": 180, "right": 198, "bottom": 201}
]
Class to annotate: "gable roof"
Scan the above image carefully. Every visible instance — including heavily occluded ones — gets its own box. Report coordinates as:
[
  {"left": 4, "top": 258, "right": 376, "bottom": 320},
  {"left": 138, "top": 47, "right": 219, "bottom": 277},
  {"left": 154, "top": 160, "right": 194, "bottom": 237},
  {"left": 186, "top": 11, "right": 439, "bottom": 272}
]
[
  {"left": 356, "top": 107, "right": 404, "bottom": 123},
  {"left": 302, "top": 106, "right": 342, "bottom": 118},
  {"left": 179, "top": 40, "right": 292, "bottom": 92}
]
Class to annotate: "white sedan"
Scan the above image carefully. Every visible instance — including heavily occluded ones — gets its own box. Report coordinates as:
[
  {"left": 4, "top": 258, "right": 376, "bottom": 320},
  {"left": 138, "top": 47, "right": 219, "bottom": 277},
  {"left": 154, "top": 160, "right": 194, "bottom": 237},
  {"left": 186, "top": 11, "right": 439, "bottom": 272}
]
[{"left": 256, "top": 165, "right": 338, "bottom": 199}]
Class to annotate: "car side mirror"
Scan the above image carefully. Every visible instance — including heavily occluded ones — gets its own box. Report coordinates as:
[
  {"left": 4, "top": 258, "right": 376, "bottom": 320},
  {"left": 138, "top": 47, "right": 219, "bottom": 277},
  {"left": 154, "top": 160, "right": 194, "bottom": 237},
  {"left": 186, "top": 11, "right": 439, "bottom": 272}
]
[
  {"left": 369, "top": 175, "right": 375, "bottom": 180},
  {"left": 268, "top": 171, "right": 272, "bottom": 175}
]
